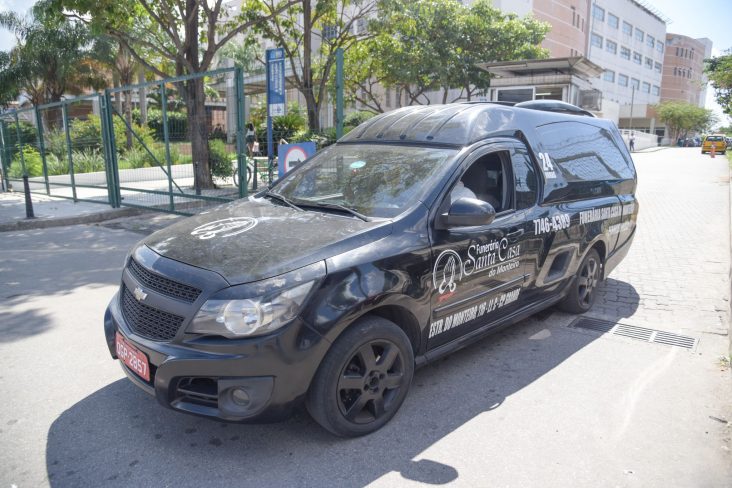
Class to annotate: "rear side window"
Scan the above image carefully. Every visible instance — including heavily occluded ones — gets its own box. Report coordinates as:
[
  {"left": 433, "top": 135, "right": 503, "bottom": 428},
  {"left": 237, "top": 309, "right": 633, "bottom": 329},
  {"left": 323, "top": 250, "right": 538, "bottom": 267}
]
[
  {"left": 511, "top": 144, "right": 538, "bottom": 209},
  {"left": 536, "top": 122, "right": 634, "bottom": 181}
]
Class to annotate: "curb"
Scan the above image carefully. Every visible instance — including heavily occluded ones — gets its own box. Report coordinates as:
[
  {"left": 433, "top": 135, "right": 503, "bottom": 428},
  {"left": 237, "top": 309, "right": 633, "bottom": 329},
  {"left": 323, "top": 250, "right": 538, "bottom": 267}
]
[{"left": 0, "top": 206, "right": 144, "bottom": 233}]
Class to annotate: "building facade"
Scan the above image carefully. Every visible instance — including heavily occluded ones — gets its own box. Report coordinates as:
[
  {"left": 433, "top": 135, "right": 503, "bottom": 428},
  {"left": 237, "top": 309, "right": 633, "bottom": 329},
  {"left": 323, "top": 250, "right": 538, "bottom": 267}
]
[{"left": 661, "top": 34, "right": 712, "bottom": 107}]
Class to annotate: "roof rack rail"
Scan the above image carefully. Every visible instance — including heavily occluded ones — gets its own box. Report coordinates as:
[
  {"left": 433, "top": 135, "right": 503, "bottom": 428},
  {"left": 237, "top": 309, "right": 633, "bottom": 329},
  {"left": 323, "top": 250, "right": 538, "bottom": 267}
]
[{"left": 515, "top": 100, "right": 595, "bottom": 117}]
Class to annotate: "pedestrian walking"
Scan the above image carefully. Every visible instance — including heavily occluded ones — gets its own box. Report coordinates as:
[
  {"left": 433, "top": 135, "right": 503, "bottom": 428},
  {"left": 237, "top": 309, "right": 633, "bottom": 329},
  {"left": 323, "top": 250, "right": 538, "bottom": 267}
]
[
  {"left": 629, "top": 134, "right": 635, "bottom": 152},
  {"left": 246, "top": 123, "right": 257, "bottom": 157}
]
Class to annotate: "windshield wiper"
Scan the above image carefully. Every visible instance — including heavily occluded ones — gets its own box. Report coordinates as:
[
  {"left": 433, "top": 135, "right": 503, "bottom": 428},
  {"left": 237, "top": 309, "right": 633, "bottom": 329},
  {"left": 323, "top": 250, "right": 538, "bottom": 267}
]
[
  {"left": 262, "top": 191, "right": 302, "bottom": 211},
  {"left": 293, "top": 200, "right": 371, "bottom": 222}
]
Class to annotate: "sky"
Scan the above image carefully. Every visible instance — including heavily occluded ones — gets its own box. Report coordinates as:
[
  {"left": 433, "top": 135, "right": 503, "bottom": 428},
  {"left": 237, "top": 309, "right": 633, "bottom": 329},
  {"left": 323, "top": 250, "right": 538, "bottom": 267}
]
[{"left": 1, "top": 0, "right": 731, "bottom": 123}]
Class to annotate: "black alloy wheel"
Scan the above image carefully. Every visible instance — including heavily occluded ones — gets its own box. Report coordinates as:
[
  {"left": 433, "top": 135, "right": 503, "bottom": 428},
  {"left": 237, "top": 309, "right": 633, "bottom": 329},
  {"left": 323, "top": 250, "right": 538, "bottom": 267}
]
[
  {"left": 559, "top": 248, "right": 602, "bottom": 314},
  {"left": 336, "top": 340, "right": 405, "bottom": 424},
  {"left": 307, "top": 316, "right": 414, "bottom": 437}
]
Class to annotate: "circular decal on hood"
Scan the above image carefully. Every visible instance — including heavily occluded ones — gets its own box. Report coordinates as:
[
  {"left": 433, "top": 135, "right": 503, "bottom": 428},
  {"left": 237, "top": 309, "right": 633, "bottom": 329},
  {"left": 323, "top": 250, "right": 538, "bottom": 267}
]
[{"left": 190, "top": 217, "right": 258, "bottom": 240}]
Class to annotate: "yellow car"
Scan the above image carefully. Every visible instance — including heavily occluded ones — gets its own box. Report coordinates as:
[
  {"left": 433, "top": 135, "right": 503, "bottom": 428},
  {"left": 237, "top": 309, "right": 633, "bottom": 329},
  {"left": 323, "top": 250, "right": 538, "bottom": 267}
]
[{"left": 701, "top": 134, "right": 727, "bottom": 155}]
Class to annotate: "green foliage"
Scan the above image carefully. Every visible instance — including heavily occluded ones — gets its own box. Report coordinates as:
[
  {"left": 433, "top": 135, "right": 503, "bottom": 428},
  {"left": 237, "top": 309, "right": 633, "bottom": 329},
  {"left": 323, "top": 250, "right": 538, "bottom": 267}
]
[
  {"left": 208, "top": 139, "right": 232, "bottom": 179},
  {"left": 654, "top": 101, "right": 716, "bottom": 141},
  {"left": 346, "top": 0, "right": 549, "bottom": 107},
  {"left": 46, "top": 129, "right": 67, "bottom": 159},
  {"left": 0, "top": 6, "right": 105, "bottom": 106},
  {"left": 344, "top": 111, "right": 376, "bottom": 128},
  {"left": 71, "top": 149, "right": 105, "bottom": 173},
  {"left": 117, "top": 147, "right": 149, "bottom": 169},
  {"left": 44, "top": 153, "right": 68, "bottom": 175},
  {"left": 0, "top": 119, "right": 38, "bottom": 155},
  {"left": 8, "top": 146, "right": 43, "bottom": 177},
  {"left": 705, "top": 51, "right": 732, "bottom": 115},
  {"left": 69, "top": 116, "right": 103, "bottom": 151},
  {"left": 133, "top": 108, "right": 188, "bottom": 141}
]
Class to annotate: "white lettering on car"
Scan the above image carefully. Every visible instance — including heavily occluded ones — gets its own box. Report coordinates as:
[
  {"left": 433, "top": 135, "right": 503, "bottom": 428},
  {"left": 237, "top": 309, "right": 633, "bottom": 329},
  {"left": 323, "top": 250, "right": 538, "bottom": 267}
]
[{"left": 428, "top": 287, "right": 522, "bottom": 338}]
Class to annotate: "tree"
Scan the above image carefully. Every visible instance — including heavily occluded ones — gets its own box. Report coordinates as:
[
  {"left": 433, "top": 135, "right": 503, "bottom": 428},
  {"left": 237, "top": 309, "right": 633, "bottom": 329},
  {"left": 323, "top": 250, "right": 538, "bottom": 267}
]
[
  {"left": 345, "top": 0, "right": 549, "bottom": 109},
  {"left": 50, "top": 0, "right": 298, "bottom": 189},
  {"left": 0, "top": 7, "right": 105, "bottom": 110},
  {"left": 241, "top": 0, "right": 378, "bottom": 131},
  {"left": 705, "top": 51, "right": 732, "bottom": 115},
  {"left": 654, "top": 101, "right": 716, "bottom": 142}
]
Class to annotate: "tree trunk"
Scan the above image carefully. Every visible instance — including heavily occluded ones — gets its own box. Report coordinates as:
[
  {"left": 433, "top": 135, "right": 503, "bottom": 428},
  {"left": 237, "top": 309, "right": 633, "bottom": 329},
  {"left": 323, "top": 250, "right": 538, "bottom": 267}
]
[
  {"left": 124, "top": 90, "right": 133, "bottom": 150},
  {"left": 442, "top": 87, "right": 449, "bottom": 104},
  {"left": 187, "top": 77, "right": 213, "bottom": 189},
  {"left": 138, "top": 66, "right": 147, "bottom": 125},
  {"left": 184, "top": 0, "right": 213, "bottom": 190},
  {"left": 302, "top": 0, "right": 320, "bottom": 131}
]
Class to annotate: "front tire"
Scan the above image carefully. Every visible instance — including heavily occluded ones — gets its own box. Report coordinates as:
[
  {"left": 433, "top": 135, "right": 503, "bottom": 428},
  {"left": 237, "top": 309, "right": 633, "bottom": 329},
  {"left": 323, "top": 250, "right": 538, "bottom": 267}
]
[
  {"left": 559, "top": 249, "right": 602, "bottom": 314},
  {"left": 306, "top": 316, "right": 414, "bottom": 437}
]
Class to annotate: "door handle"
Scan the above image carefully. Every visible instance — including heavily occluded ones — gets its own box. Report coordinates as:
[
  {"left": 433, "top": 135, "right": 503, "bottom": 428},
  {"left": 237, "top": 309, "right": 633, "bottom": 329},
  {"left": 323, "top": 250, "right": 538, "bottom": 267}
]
[{"left": 506, "top": 228, "right": 524, "bottom": 240}]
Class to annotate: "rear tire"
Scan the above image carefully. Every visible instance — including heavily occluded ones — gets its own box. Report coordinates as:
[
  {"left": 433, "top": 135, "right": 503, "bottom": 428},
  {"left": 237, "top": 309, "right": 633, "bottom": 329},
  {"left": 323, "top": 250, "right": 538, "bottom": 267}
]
[
  {"left": 306, "top": 316, "right": 414, "bottom": 437},
  {"left": 559, "top": 249, "right": 602, "bottom": 314}
]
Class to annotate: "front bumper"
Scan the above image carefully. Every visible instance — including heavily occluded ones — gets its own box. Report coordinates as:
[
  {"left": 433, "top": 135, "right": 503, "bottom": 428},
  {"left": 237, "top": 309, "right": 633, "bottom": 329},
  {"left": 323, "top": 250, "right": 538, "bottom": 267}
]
[{"left": 104, "top": 293, "right": 330, "bottom": 422}]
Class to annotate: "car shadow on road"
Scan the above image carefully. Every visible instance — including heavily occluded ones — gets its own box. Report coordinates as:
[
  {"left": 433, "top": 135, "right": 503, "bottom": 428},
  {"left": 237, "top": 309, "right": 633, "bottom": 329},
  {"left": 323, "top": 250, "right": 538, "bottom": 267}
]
[
  {"left": 587, "top": 278, "right": 641, "bottom": 323},
  {"left": 45, "top": 314, "right": 601, "bottom": 487}
]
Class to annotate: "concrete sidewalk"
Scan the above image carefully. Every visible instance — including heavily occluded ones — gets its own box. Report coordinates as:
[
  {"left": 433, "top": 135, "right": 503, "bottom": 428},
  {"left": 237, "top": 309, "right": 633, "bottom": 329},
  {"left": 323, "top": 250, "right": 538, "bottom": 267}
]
[{"left": 0, "top": 191, "right": 140, "bottom": 232}]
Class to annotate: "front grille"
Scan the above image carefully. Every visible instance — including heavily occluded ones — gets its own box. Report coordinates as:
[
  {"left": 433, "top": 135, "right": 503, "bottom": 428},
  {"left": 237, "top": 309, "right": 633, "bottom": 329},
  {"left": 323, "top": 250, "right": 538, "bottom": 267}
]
[
  {"left": 175, "top": 377, "right": 219, "bottom": 408},
  {"left": 127, "top": 258, "right": 202, "bottom": 303},
  {"left": 121, "top": 285, "right": 185, "bottom": 341}
]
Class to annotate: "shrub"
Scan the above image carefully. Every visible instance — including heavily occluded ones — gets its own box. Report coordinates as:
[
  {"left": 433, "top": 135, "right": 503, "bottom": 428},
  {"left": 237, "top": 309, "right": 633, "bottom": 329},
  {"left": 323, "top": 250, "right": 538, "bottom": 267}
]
[
  {"left": 133, "top": 108, "right": 188, "bottom": 141},
  {"left": 70, "top": 117, "right": 103, "bottom": 151},
  {"left": 118, "top": 147, "right": 149, "bottom": 169},
  {"left": 46, "top": 129, "right": 67, "bottom": 160},
  {"left": 208, "top": 139, "right": 232, "bottom": 179},
  {"left": 45, "top": 153, "right": 68, "bottom": 176},
  {"left": 344, "top": 110, "right": 376, "bottom": 128},
  {"left": 71, "top": 150, "right": 105, "bottom": 173},
  {"left": 7, "top": 146, "right": 43, "bottom": 178}
]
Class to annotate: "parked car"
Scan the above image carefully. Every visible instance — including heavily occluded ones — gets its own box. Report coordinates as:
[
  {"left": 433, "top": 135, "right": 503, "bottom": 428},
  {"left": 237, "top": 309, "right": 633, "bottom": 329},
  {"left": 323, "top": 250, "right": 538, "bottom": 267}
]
[
  {"left": 701, "top": 134, "right": 727, "bottom": 154},
  {"left": 105, "top": 101, "right": 638, "bottom": 437}
]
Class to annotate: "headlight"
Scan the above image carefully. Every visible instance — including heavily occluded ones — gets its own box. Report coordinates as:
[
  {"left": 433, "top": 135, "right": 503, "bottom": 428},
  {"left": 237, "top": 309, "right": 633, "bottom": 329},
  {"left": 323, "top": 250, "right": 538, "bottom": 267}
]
[{"left": 189, "top": 280, "right": 316, "bottom": 338}]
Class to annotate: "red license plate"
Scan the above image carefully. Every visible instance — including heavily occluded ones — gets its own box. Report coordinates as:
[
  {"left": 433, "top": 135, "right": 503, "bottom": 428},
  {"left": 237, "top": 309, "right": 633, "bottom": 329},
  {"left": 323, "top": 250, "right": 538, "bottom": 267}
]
[{"left": 115, "top": 332, "right": 150, "bottom": 382}]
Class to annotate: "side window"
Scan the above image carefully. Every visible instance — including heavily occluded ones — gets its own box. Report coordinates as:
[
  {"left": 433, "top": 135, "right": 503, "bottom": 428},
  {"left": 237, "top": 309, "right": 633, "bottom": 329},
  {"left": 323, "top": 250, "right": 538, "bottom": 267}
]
[
  {"left": 536, "top": 122, "right": 634, "bottom": 181},
  {"left": 450, "top": 151, "right": 512, "bottom": 212},
  {"left": 511, "top": 144, "right": 538, "bottom": 209}
]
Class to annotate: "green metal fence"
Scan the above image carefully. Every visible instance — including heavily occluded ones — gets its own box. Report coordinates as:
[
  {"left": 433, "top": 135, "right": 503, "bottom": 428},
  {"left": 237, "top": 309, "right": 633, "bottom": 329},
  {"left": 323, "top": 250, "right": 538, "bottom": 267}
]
[{"left": 0, "top": 66, "right": 341, "bottom": 215}]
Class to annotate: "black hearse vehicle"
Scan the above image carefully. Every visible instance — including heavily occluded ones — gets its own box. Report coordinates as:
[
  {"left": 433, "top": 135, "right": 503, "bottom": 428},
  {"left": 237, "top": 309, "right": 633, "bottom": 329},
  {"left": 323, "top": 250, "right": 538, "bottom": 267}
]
[{"left": 105, "top": 102, "right": 638, "bottom": 437}]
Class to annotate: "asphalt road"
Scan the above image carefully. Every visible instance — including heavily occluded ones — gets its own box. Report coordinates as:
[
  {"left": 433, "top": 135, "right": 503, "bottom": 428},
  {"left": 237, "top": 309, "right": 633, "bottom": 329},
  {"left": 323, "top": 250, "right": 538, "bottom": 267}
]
[{"left": 0, "top": 148, "right": 730, "bottom": 487}]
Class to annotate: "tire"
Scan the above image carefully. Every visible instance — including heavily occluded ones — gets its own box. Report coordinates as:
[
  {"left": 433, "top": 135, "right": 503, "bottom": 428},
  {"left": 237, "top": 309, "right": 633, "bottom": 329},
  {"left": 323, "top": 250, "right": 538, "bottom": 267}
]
[
  {"left": 559, "top": 248, "right": 602, "bottom": 314},
  {"left": 306, "top": 316, "right": 414, "bottom": 437}
]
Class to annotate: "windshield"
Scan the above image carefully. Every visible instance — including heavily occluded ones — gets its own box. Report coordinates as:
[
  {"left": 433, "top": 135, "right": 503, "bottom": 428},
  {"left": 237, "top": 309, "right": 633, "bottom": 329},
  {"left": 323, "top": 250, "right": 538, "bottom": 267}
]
[
  {"left": 272, "top": 144, "right": 458, "bottom": 218},
  {"left": 706, "top": 136, "right": 723, "bottom": 142}
]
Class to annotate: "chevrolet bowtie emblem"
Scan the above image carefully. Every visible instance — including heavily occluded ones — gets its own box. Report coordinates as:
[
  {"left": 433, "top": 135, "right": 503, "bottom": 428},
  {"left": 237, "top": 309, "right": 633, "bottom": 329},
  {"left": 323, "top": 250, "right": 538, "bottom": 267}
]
[{"left": 133, "top": 286, "right": 148, "bottom": 302}]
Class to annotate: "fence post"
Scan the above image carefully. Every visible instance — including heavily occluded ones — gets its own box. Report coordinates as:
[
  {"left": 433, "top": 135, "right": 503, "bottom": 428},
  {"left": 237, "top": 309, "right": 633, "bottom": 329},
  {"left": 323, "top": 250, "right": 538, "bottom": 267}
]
[
  {"left": 34, "top": 108, "right": 50, "bottom": 195},
  {"left": 61, "top": 103, "right": 78, "bottom": 202},
  {"left": 336, "top": 48, "right": 344, "bottom": 140},
  {"left": 235, "top": 67, "right": 247, "bottom": 199},
  {"left": 13, "top": 112, "right": 27, "bottom": 177},
  {"left": 0, "top": 120, "right": 9, "bottom": 191},
  {"left": 101, "top": 90, "right": 121, "bottom": 207},
  {"left": 160, "top": 82, "right": 176, "bottom": 212}
]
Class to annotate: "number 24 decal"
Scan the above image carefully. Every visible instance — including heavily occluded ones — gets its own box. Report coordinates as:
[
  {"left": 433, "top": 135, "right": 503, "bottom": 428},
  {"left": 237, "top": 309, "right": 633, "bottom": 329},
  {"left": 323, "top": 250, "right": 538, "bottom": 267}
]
[{"left": 537, "top": 152, "right": 557, "bottom": 178}]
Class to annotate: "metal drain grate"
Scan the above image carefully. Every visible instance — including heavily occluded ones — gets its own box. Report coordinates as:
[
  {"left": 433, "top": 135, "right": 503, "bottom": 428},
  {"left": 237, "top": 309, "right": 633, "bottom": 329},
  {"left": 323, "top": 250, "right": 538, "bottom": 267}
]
[{"left": 568, "top": 317, "right": 698, "bottom": 350}]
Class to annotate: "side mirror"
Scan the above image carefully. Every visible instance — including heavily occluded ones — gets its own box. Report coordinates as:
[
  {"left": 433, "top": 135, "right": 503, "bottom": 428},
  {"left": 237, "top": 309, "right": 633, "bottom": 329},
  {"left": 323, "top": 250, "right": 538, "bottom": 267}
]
[{"left": 444, "top": 197, "right": 496, "bottom": 227}]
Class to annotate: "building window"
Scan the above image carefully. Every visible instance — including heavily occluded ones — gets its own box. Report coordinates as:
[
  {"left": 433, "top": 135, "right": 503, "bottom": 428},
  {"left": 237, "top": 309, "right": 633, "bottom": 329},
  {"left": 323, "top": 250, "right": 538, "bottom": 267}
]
[
  {"left": 606, "top": 40, "right": 617, "bottom": 54},
  {"left": 657, "top": 42, "right": 664, "bottom": 54},
  {"left": 620, "top": 46, "right": 631, "bottom": 60},
  {"left": 652, "top": 85, "right": 660, "bottom": 96},
  {"left": 673, "top": 66, "right": 678, "bottom": 76},
  {"left": 647, "top": 35, "right": 655, "bottom": 48},
  {"left": 603, "top": 70, "right": 615, "bottom": 82},
  {"left": 642, "top": 81, "right": 650, "bottom": 93},
  {"left": 645, "top": 57, "right": 653, "bottom": 69},
  {"left": 608, "top": 13, "right": 619, "bottom": 28},
  {"left": 591, "top": 33, "right": 603, "bottom": 48},
  {"left": 688, "top": 69, "right": 692, "bottom": 79},
  {"left": 690, "top": 48, "right": 695, "bottom": 60},
  {"left": 631, "top": 78, "right": 640, "bottom": 90},
  {"left": 633, "top": 52, "right": 642, "bottom": 64},
  {"left": 654, "top": 61, "right": 662, "bottom": 73},
  {"left": 623, "top": 21, "right": 632, "bottom": 36},
  {"left": 635, "top": 28, "right": 644, "bottom": 42},
  {"left": 593, "top": 5, "right": 605, "bottom": 21},
  {"left": 356, "top": 18, "right": 367, "bottom": 35},
  {"left": 322, "top": 24, "right": 338, "bottom": 40},
  {"left": 676, "top": 47, "right": 680, "bottom": 56},
  {"left": 618, "top": 74, "right": 629, "bottom": 87}
]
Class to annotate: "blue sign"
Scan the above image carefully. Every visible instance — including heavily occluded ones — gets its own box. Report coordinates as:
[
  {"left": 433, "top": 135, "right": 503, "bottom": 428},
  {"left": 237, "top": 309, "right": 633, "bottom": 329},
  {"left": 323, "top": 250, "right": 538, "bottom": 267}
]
[
  {"left": 266, "top": 48, "right": 286, "bottom": 117},
  {"left": 278, "top": 142, "right": 316, "bottom": 177}
]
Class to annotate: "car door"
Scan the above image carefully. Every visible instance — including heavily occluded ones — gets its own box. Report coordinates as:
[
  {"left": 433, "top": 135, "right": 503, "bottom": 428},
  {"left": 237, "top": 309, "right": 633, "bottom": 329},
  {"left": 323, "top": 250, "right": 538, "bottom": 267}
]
[{"left": 426, "top": 144, "right": 533, "bottom": 350}]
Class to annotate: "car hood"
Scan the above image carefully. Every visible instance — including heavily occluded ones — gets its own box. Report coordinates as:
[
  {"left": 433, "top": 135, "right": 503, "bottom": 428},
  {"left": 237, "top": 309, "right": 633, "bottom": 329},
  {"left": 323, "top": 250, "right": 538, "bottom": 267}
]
[{"left": 142, "top": 198, "right": 393, "bottom": 285}]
